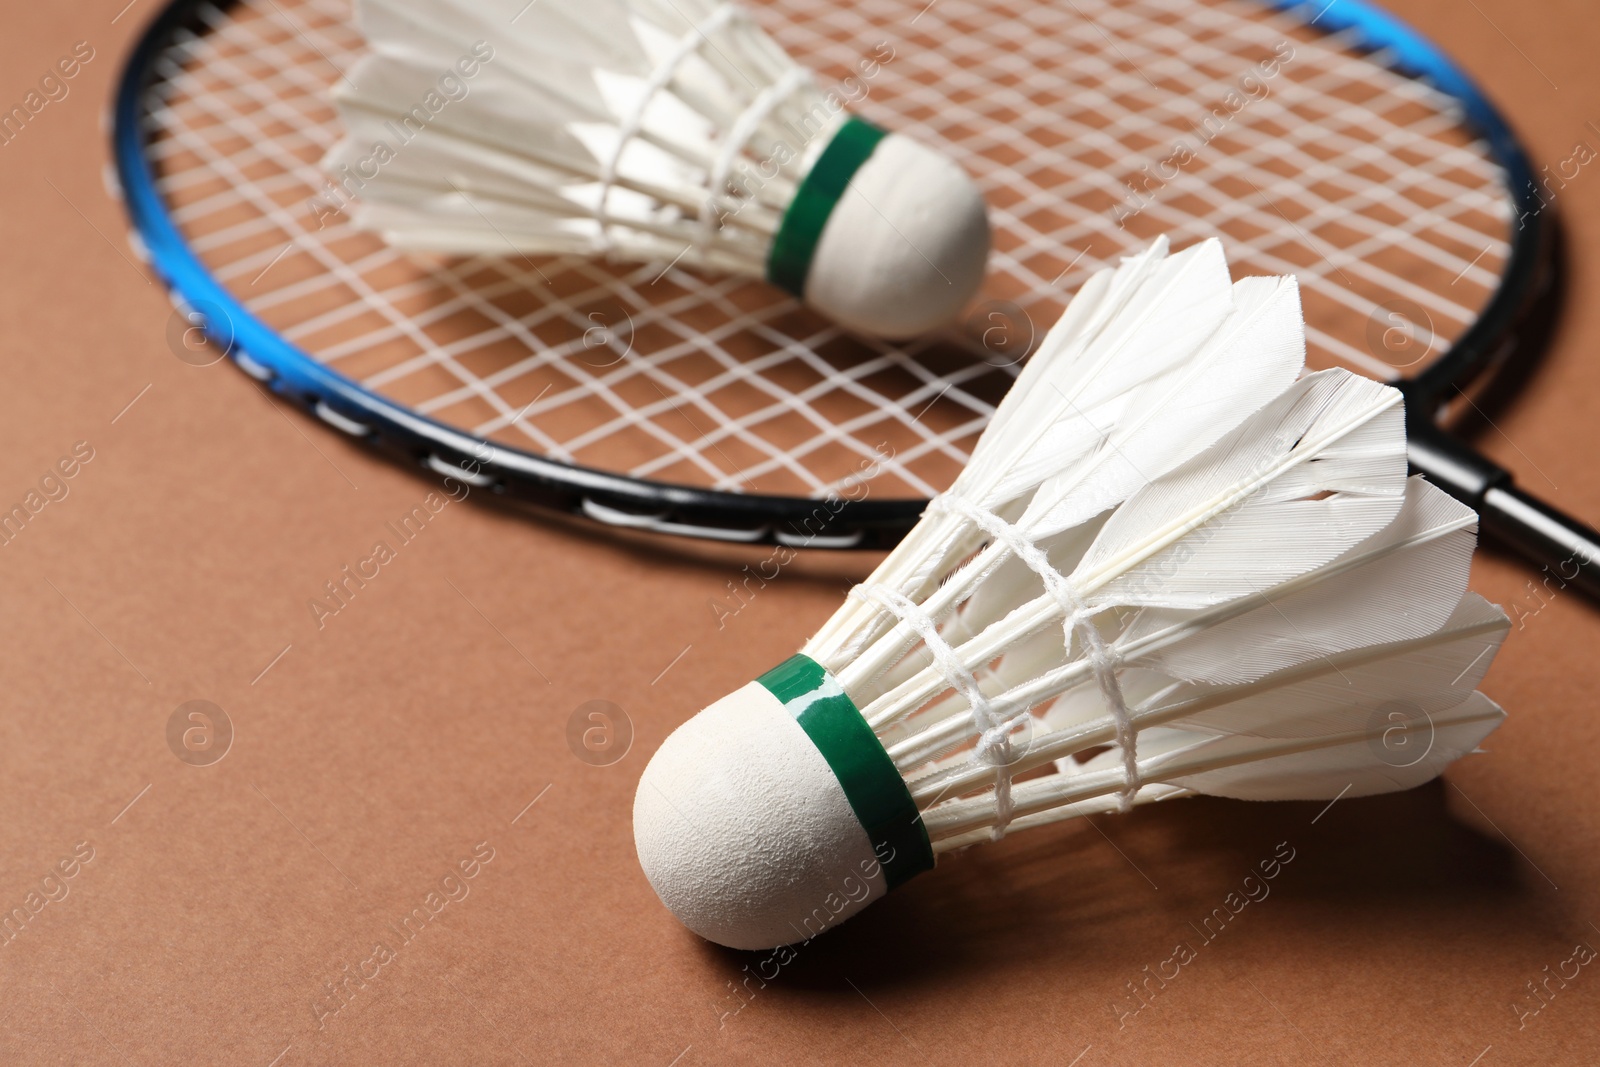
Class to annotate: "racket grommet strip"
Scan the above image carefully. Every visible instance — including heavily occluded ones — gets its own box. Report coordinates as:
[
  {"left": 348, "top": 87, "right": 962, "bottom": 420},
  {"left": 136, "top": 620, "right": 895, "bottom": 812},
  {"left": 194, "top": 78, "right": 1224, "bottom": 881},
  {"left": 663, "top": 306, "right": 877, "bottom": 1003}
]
[{"left": 314, "top": 401, "right": 372, "bottom": 438}]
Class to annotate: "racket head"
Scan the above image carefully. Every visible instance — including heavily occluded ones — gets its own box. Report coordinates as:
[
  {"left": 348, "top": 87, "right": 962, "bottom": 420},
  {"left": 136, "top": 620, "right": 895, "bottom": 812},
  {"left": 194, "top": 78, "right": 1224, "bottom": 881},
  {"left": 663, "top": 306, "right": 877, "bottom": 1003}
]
[{"left": 113, "top": 0, "right": 1548, "bottom": 548}]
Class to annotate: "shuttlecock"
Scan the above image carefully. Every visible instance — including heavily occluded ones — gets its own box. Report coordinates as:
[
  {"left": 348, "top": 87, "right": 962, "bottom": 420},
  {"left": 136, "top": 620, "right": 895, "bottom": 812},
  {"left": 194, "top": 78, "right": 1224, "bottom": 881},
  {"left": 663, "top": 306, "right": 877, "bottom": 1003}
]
[
  {"left": 633, "top": 237, "right": 1510, "bottom": 950},
  {"left": 323, "top": 0, "right": 991, "bottom": 338}
]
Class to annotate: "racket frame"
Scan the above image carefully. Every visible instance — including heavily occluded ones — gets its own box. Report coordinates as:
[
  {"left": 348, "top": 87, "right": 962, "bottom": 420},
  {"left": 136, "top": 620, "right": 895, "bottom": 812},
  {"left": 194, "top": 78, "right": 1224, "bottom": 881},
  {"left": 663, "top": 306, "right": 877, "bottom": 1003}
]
[{"left": 112, "top": 0, "right": 1550, "bottom": 551}]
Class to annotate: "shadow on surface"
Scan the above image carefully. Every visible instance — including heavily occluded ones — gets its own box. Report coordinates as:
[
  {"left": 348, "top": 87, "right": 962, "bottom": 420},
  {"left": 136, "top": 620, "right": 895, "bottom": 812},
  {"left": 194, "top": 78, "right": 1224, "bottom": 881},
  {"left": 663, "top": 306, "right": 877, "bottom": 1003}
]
[{"left": 692, "top": 779, "right": 1556, "bottom": 1000}]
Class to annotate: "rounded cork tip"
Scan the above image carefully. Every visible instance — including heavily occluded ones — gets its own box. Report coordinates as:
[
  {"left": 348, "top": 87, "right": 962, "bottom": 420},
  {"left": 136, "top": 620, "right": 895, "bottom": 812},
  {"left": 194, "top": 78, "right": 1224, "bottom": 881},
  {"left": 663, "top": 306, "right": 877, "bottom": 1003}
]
[{"left": 633, "top": 681, "right": 888, "bottom": 950}]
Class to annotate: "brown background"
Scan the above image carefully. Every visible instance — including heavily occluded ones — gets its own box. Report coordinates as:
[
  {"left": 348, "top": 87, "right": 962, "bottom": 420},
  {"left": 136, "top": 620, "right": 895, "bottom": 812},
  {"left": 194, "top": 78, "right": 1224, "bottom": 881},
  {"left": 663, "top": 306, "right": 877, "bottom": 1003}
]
[{"left": 3, "top": 0, "right": 1599, "bottom": 1063}]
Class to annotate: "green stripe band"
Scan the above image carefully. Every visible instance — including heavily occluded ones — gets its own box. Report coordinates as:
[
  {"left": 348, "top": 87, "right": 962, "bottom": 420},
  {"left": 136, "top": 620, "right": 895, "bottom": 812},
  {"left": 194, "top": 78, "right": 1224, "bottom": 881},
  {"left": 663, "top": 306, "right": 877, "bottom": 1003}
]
[
  {"left": 765, "top": 116, "right": 889, "bottom": 299},
  {"left": 757, "top": 653, "right": 933, "bottom": 891}
]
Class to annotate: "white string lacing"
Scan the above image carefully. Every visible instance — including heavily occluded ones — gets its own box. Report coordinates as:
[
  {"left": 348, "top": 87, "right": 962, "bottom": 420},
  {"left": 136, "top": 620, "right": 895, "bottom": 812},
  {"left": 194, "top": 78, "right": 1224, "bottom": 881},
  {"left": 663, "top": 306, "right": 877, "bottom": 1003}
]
[
  {"left": 849, "top": 583, "right": 1031, "bottom": 839},
  {"left": 928, "top": 494, "right": 1139, "bottom": 816},
  {"left": 854, "top": 491, "right": 1140, "bottom": 839},
  {"left": 596, "top": 4, "right": 739, "bottom": 250},
  {"left": 697, "top": 66, "right": 812, "bottom": 248},
  {"left": 596, "top": 3, "right": 804, "bottom": 263}
]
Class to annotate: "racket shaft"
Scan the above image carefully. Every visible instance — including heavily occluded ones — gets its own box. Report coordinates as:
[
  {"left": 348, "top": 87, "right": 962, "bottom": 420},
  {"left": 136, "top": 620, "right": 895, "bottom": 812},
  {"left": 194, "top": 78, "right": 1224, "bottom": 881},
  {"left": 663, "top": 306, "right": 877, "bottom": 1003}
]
[
  {"left": 1409, "top": 423, "right": 1600, "bottom": 597},
  {"left": 1480, "top": 486, "right": 1600, "bottom": 598}
]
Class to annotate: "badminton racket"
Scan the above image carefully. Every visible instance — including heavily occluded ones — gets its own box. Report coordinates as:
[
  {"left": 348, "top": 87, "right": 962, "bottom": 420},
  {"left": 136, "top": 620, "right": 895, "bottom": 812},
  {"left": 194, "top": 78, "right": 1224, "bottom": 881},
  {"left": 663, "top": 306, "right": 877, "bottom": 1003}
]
[{"left": 111, "top": 0, "right": 1599, "bottom": 595}]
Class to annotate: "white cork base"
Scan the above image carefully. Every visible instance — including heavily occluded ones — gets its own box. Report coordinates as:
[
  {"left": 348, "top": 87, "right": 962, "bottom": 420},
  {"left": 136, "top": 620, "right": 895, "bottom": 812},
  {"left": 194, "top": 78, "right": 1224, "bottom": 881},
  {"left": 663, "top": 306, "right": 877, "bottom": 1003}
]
[
  {"left": 633, "top": 681, "right": 888, "bottom": 950},
  {"left": 804, "top": 133, "right": 991, "bottom": 339}
]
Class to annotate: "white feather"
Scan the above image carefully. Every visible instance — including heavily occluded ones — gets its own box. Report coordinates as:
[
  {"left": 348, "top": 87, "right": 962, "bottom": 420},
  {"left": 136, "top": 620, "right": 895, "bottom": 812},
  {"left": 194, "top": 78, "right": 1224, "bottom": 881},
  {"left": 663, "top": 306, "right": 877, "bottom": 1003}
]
[
  {"left": 1156, "top": 692, "right": 1506, "bottom": 801},
  {"left": 1019, "top": 273, "right": 1307, "bottom": 538},
  {"left": 905, "top": 592, "right": 1506, "bottom": 804},
  {"left": 960, "top": 239, "right": 1237, "bottom": 509},
  {"left": 330, "top": 0, "right": 797, "bottom": 264},
  {"left": 1124, "top": 476, "right": 1479, "bottom": 684},
  {"left": 1078, "top": 368, "right": 1406, "bottom": 608},
  {"left": 815, "top": 240, "right": 1312, "bottom": 687},
  {"left": 894, "top": 479, "right": 1487, "bottom": 768},
  {"left": 803, "top": 237, "right": 1507, "bottom": 851},
  {"left": 325, "top": 0, "right": 992, "bottom": 336}
]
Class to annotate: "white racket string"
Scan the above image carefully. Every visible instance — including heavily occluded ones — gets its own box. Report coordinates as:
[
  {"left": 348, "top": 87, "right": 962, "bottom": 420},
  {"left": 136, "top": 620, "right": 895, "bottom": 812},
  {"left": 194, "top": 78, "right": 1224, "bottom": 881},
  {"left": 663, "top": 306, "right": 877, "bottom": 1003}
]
[{"left": 138, "top": 0, "right": 1513, "bottom": 501}]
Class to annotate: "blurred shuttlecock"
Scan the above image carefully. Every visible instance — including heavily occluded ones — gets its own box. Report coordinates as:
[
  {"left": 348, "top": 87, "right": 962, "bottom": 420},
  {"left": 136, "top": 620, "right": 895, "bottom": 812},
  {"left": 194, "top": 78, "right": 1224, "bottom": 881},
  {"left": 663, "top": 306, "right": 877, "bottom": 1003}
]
[
  {"left": 633, "top": 237, "right": 1510, "bottom": 950},
  {"left": 325, "top": 0, "right": 991, "bottom": 338}
]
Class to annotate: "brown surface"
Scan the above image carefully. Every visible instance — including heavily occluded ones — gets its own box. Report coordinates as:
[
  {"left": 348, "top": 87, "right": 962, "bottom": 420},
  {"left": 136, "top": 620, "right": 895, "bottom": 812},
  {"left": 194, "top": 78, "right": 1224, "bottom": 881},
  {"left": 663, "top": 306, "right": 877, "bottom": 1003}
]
[{"left": 2, "top": 0, "right": 1599, "bottom": 1064}]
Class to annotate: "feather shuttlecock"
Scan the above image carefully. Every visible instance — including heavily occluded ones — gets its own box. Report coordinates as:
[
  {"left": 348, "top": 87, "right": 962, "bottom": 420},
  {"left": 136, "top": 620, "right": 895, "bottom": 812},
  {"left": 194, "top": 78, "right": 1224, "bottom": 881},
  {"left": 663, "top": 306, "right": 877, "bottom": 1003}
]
[
  {"left": 325, "top": 0, "right": 991, "bottom": 338},
  {"left": 633, "top": 237, "right": 1510, "bottom": 950}
]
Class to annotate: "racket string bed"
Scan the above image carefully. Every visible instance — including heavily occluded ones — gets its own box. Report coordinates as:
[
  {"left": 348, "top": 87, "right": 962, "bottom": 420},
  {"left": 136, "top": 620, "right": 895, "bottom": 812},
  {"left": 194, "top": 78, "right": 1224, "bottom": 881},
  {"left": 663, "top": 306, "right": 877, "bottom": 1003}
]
[
  {"left": 155, "top": 7, "right": 843, "bottom": 484},
  {"left": 123, "top": 0, "right": 1533, "bottom": 545},
  {"left": 865, "top": 0, "right": 1507, "bottom": 333},
  {"left": 152, "top": 0, "right": 1015, "bottom": 497}
]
